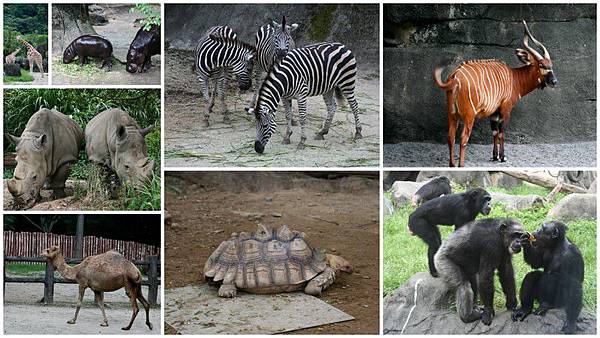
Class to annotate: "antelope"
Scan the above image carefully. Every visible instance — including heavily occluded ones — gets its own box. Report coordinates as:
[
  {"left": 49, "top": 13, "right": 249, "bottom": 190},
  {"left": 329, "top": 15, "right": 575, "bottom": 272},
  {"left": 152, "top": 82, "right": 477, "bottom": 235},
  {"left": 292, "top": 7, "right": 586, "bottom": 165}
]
[{"left": 434, "top": 20, "right": 557, "bottom": 167}]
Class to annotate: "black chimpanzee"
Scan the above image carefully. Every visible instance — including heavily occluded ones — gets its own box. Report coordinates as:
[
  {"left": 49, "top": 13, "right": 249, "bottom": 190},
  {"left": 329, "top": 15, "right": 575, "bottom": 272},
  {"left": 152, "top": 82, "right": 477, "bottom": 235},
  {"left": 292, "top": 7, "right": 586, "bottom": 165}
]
[
  {"left": 511, "top": 221, "right": 584, "bottom": 334},
  {"left": 434, "top": 218, "right": 526, "bottom": 325},
  {"left": 408, "top": 187, "right": 492, "bottom": 277},
  {"left": 411, "top": 176, "right": 452, "bottom": 207}
]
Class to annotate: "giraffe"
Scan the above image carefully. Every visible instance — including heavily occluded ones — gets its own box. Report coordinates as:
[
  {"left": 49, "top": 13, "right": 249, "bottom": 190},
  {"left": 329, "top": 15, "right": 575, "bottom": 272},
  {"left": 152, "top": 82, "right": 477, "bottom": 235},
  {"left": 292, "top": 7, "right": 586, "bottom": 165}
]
[
  {"left": 5, "top": 48, "right": 20, "bottom": 64},
  {"left": 16, "top": 36, "right": 44, "bottom": 78}
]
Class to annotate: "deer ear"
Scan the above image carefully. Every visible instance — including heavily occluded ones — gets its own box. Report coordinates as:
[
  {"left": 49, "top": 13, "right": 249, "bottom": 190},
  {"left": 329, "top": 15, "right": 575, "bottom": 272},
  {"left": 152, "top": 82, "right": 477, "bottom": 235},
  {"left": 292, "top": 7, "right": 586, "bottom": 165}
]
[{"left": 515, "top": 48, "right": 533, "bottom": 65}]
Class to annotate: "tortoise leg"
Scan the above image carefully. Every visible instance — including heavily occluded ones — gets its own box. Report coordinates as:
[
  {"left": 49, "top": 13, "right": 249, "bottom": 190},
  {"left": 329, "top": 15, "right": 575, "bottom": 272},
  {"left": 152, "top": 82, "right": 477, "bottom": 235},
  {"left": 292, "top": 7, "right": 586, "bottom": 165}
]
[
  {"left": 304, "top": 267, "right": 336, "bottom": 296},
  {"left": 218, "top": 284, "right": 237, "bottom": 298}
]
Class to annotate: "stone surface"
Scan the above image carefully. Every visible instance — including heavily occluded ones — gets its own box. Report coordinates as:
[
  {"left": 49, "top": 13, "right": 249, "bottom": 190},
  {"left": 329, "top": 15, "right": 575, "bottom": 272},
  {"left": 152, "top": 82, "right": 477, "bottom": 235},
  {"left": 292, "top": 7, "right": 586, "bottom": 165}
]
[
  {"left": 4, "top": 63, "right": 20, "bottom": 76},
  {"left": 489, "top": 172, "right": 522, "bottom": 189},
  {"left": 548, "top": 193, "right": 597, "bottom": 222},
  {"left": 417, "top": 171, "right": 491, "bottom": 188},
  {"left": 383, "top": 4, "right": 596, "bottom": 145},
  {"left": 384, "top": 195, "right": 394, "bottom": 217},
  {"left": 490, "top": 192, "right": 544, "bottom": 211},
  {"left": 383, "top": 272, "right": 597, "bottom": 334},
  {"left": 390, "top": 181, "right": 423, "bottom": 206}
]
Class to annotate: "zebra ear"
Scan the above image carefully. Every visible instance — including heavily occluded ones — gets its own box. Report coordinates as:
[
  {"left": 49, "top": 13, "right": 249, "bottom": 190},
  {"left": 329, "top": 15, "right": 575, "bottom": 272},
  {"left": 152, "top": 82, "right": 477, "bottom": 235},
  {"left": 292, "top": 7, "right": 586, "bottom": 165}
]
[
  {"left": 271, "top": 20, "right": 281, "bottom": 30},
  {"left": 515, "top": 48, "right": 533, "bottom": 65}
]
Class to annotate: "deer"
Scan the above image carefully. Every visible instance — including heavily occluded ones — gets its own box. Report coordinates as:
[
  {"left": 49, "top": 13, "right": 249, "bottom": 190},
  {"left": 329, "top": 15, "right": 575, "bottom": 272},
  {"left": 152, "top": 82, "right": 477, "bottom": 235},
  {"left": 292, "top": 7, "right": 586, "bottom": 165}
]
[{"left": 434, "top": 20, "right": 558, "bottom": 167}]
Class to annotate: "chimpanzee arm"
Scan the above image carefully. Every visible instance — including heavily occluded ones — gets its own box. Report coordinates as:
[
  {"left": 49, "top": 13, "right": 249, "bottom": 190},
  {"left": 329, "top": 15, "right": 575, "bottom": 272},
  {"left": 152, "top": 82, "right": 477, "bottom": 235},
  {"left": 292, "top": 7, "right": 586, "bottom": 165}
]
[
  {"left": 498, "top": 255, "right": 517, "bottom": 310},
  {"left": 522, "top": 242, "right": 543, "bottom": 269}
]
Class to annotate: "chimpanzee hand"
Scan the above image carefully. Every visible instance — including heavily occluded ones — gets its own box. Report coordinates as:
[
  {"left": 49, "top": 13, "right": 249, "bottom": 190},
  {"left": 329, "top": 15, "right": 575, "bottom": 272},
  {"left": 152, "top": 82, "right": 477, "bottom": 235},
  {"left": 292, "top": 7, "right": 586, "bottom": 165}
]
[
  {"left": 506, "top": 297, "right": 518, "bottom": 311},
  {"left": 518, "top": 232, "right": 532, "bottom": 246},
  {"left": 511, "top": 307, "right": 530, "bottom": 322},
  {"left": 481, "top": 307, "right": 495, "bottom": 325}
]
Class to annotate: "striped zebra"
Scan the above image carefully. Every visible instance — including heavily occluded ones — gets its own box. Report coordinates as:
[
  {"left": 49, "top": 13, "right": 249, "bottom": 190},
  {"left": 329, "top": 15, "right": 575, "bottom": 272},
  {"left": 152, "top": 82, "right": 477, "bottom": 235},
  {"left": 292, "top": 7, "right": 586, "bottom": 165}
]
[
  {"left": 194, "top": 26, "right": 255, "bottom": 126},
  {"left": 252, "top": 16, "right": 298, "bottom": 104},
  {"left": 246, "top": 42, "right": 362, "bottom": 154}
]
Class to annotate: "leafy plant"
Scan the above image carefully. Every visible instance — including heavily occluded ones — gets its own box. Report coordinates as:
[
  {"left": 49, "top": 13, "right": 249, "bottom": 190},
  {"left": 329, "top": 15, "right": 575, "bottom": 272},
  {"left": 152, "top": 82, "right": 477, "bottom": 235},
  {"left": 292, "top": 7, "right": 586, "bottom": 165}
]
[{"left": 130, "top": 4, "right": 160, "bottom": 31}]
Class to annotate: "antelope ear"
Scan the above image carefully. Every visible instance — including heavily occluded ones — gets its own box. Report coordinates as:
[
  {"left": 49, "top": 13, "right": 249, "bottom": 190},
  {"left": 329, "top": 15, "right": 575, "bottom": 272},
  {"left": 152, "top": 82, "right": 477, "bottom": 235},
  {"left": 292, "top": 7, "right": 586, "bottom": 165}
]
[{"left": 515, "top": 48, "right": 533, "bottom": 65}]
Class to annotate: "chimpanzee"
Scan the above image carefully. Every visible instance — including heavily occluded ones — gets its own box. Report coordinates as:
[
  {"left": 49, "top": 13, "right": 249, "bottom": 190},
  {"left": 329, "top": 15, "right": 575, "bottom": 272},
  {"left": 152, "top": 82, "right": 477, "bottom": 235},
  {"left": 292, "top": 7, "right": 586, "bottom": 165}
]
[
  {"left": 411, "top": 176, "right": 452, "bottom": 207},
  {"left": 408, "top": 187, "right": 492, "bottom": 277},
  {"left": 511, "top": 221, "right": 584, "bottom": 334},
  {"left": 434, "top": 218, "right": 526, "bottom": 325}
]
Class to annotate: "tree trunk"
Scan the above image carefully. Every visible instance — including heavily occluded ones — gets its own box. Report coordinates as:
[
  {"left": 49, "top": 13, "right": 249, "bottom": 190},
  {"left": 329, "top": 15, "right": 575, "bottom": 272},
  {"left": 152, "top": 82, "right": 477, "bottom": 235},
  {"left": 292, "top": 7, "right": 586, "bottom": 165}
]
[
  {"left": 501, "top": 171, "right": 588, "bottom": 194},
  {"left": 52, "top": 4, "right": 97, "bottom": 53},
  {"left": 74, "top": 215, "right": 85, "bottom": 259}
]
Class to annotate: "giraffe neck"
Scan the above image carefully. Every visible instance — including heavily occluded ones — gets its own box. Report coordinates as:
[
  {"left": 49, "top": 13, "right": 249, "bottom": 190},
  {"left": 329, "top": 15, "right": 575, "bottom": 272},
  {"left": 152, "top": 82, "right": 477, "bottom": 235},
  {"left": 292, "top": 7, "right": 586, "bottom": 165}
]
[{"left": 19, "top": 39, "right": 35, "bottom": 51}]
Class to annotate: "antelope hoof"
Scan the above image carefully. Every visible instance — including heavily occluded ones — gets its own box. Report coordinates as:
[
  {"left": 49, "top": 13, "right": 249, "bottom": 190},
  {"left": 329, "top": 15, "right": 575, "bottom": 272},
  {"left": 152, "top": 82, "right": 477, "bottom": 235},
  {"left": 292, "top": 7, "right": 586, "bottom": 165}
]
[
  {"left": 314, "top": 133, "right": 325, "bottom": 140},
  {"left": 491, "top": 157, "right": 498, "bottom": 162},
  {"left": 501, "top": 157, "right": 507, "bottom": 163},
  {"left": 100, "top": 321, "right": 109, "bottom": 327},
  {"left": 67, "top": 319, "right": 76, "bottom": 324},
  {"left": 147, "top": 322, "right": 153, "bottom": 330},
  {"left": 121, "top": 326, "right": 132, "bottom": 331}
]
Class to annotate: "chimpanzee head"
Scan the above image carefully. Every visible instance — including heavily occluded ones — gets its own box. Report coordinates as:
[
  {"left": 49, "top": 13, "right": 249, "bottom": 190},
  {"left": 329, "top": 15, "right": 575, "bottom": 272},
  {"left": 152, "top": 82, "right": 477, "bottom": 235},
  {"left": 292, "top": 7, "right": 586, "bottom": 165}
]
[
  {"left": 497, "top": 219, "right": 527, "bottom": 254},
  {"left": 467, "top": 187, "right": 492, "bottom": 215},
  {"left": 531, "top": 220, "right": 567, "bottom": 249}
]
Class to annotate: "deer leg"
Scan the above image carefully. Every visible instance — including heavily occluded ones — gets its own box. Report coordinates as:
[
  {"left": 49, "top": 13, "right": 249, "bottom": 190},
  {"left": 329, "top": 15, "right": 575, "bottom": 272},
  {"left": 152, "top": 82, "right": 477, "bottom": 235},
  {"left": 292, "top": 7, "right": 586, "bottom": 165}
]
[
  {"left": 136, "top": 287, "right": 153, "bottom": 330},
  {"left": 68, "top": 285, "right": 86, "bottom": 324},
  {"left": 458, "top": 116, "right": 475, "bottom": 167},
  {"left": 122, "top": 284, "right": 139, "bottom": 330},
  {"left": 94, "top": 291, "right": 109, "bottom": 327}
]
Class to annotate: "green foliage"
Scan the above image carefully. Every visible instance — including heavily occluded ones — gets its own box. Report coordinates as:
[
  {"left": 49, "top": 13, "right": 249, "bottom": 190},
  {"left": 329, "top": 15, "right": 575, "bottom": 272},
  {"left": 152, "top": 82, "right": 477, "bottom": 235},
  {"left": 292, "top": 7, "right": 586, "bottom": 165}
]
[
  {"left": 3, "top": 68, "right": 34, "bottom": 83},
  {"left": 384, "top": 184, "right": 596, "bottom": 311},
  {"left": 123, "top": 172, "right": 161, "bottom": 211},
  {"left": 310, "top": 5, "right": 337, "bottom": 41},
  {"left": 130, "top": 4, "right": 161, "bottom": 31},
  {"left": 3, "top": 4, "right": 47, "bottom": 35}
]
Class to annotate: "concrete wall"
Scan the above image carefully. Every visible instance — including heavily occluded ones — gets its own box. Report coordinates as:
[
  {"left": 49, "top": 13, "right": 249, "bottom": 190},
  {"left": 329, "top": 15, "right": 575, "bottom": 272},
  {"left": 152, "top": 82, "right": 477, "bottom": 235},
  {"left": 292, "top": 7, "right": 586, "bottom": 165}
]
[
  {"left": 165, "top": 4, "right": 379, "bottom": 68},
  {"left": 383, "top": 4, "right": 596, "bottom": 144}
]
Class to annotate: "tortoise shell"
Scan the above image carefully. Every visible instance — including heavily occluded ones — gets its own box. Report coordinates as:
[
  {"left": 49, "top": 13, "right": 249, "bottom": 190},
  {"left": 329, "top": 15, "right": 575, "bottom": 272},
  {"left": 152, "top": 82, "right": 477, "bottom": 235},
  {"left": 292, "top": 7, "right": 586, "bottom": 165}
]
[{"left": 203, "top": 224, "right": 327, "bottom": 293}]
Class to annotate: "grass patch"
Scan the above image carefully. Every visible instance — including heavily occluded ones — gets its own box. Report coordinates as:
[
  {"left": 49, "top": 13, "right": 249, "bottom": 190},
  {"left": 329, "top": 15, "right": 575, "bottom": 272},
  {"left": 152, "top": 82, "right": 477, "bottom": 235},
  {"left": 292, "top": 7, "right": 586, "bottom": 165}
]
[
  {"left": 4, "top": 68, "right": 34, "bottom": 83},
  {"left": 384, "top": 183, "right": 596, "bottom": 311},
  {"left": 52, "top": 56, "right": 115, "bottom": 77},
  {"left": 5, "top": 263, "right": 45, "bottom": 275}
]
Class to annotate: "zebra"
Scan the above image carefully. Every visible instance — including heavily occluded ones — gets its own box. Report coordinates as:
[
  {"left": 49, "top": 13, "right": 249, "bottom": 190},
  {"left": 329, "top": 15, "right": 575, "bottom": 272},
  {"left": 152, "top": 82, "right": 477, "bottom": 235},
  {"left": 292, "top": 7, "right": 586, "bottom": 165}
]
[
  {"left": 252, "top": 16, "right": 298, "bottom": 105},
  {"left": 194, "top": 26, "right": 255, "bottom": 126},
  {"left": 246, "top": 42, "right": 362, "bottom": 154}
]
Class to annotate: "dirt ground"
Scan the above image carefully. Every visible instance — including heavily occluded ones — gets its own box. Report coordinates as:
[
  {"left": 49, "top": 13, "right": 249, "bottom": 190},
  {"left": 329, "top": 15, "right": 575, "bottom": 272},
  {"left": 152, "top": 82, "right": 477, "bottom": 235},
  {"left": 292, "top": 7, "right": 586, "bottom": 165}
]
[
  {"left": 52, "top": 5, "right": 160, "bottom": 86},
  {"left": 164, "top": 172, "right": 380, "bottom": 334},
  {"left": 4, "top": 72, "right": 48, "bottom": 85},
  {"left": 164, "top": 50, "right": 380, "bottom": 167},
  {"left": 4, "top": 283, "right": 161, "bottom": 334},
  {"left": 384, "top": 141, "right": 597, "bottom": 167}
]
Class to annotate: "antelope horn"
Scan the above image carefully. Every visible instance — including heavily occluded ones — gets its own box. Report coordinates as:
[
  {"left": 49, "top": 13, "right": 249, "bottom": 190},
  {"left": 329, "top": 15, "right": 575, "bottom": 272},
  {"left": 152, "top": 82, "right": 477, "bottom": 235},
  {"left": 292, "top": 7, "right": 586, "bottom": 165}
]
[{"left": 522, "top": 20, "right": 550, "bottom": 60}]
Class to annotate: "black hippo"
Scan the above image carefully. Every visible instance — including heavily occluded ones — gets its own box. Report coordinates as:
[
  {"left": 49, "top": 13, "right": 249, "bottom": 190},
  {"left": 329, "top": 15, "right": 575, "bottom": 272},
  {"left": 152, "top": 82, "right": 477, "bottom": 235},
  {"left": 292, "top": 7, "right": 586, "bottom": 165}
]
[
  {"left": 6, "top": 108, "right": 83, "bottom": 209},
  {"left": 126, "top": 24, "right": 160, "bottom": 73},
  {"left": 63, "top": 35, "right": 114, "bottom": 69},
  {"left": 85, "top": 108, "right": 155, "bottom": 191}
]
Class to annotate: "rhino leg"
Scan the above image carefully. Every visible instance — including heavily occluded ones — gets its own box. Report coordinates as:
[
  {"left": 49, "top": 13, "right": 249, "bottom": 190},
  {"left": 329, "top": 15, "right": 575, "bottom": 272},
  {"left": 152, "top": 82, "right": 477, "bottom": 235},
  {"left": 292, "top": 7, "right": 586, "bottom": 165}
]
[
  {"left": 48, "top": 162, "right": 71, "bottom": 200},
  {"left": 218, "top": 284, "right": 237, "bottom": 298},
  {"left": 304, "top": 267, "right": 336, "bottom": 296}
]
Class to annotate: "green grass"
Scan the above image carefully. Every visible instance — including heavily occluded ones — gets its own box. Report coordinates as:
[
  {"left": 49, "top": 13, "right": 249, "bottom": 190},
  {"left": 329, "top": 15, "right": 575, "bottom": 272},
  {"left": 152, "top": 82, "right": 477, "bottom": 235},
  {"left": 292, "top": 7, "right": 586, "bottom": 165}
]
[
  {"left": 4, "top": 68, "right": 34, "bottom": 83},
  {"left": 384, "top": 183, "right": 596, "bottom": 311},
  {"left": 5, "top": 263, "right": 45, "bottom": 275}
]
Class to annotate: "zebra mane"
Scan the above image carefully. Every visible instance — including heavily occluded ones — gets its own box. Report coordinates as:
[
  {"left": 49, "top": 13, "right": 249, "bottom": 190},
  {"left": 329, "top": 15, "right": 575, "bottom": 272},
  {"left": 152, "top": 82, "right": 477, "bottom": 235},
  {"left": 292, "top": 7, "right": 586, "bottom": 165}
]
[{"left": 208, "top": 34, "right": 256, "bottom": 53}]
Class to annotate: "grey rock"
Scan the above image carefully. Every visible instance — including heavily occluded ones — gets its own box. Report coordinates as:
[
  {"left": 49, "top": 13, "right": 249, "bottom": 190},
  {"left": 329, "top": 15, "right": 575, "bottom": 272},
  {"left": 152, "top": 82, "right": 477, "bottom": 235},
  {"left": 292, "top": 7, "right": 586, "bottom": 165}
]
[
  {"left": 489, "top": 172, "right": 521, "bottom": 189},
  {"left": 384, "top": 196, "right": 394, "bottom": 217},
  {"left": 548, "top": 193, "right": 597, "bottom": 222},
  {"left": 391, "top": 181, "right": 423, "bottom": 206},
  {"left": 417, "top": 171, "right": 491, "bottom": 188},
  {"left": 490, "top": 192, "right": 544, "bottom": 211}
]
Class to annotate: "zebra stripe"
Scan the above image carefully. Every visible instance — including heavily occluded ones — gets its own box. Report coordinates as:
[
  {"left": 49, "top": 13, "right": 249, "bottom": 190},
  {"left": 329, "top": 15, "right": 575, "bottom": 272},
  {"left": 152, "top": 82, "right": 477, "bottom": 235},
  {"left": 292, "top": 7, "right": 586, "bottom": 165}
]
[
  {"left": 194, "top": 26, "right": 256, "bottom": 125},
  {"left": 250, "top": 42, "right": 362, "bottom": 153}
]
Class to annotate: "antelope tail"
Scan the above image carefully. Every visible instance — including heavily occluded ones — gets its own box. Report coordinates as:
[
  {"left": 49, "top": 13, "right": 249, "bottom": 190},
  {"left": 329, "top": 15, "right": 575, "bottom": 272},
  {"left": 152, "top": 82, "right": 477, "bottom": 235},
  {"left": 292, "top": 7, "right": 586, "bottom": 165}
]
[{"left": 434, "top": 66, "right": 454, "bottom": 90}]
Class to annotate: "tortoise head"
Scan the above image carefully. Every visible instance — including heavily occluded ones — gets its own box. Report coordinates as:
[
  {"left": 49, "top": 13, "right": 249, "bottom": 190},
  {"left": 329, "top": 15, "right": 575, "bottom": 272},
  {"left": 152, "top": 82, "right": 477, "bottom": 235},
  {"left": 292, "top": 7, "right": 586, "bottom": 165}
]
[{"left": 326, "top": 254, "right": 353, "bottom": 273}]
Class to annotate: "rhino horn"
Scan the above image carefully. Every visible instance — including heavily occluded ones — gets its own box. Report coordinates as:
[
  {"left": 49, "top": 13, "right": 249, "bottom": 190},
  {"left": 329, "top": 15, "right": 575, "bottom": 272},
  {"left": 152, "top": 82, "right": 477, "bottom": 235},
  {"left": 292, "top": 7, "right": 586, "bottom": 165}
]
[
  {"left": 139, "top": 125, "right": 154, "bottom": 137},
  {"left": 6, "top": 133, "right": 21, "bottom": 145}
]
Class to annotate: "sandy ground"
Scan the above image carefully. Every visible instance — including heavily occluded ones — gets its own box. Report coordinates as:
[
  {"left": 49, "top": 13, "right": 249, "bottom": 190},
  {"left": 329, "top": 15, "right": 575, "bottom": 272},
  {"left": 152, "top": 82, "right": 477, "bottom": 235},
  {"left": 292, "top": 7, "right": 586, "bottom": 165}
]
[
  {"left": 52, "top": 5, "right": 160, "bottom": 86},
  {"left": 164, "top": 173, "right": 380, "bottom": 334},
  {"left": 164, "top": 62, "right": 380, "bottom": 167},
  {"left": 384, "top": 141, "right": 597, "bottom": 167},
  {"left": 4, "top": 72, "right": 48, "bottom": 85},
  {"left": 4, "top": 283, "right": 161, "bottom": 334}
]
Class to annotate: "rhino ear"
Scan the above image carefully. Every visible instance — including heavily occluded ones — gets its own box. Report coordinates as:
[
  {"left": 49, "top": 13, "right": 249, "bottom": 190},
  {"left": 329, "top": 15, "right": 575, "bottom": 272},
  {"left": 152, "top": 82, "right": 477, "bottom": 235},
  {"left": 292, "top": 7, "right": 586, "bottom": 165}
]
[
  {"left": 33, "top": 134, "right": 47, "bottom": 148},
  {"left": 117, "top": 125, "right": 127, "bottom": 141},
  {"left": 6, "top": 133, "right": 21, "bottom": 146},
  {"left": 139, "top": 125, "right": 154, "bottom": 137}
]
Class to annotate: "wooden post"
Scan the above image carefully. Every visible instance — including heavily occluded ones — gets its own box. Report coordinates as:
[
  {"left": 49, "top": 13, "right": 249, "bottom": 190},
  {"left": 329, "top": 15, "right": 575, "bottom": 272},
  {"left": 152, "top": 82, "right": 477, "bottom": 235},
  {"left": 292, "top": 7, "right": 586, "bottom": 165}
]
[
  {"left": 43, "top": 259, "right": 55, "bottom": 304},
  {"left": 74, "top": 215, "right": 84, "bottom": 259},
  {"left": 148, "top": 255, "right": 158, "bottom": 306}
]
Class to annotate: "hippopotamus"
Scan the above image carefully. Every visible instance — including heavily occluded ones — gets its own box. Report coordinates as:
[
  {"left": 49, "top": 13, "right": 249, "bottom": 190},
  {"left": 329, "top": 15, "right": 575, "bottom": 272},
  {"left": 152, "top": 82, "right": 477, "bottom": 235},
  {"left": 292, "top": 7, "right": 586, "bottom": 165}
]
[
  {"left": 126, "top": 24, "right": 160, "bottom": 73},
  {"left": 6, "top": 108, "right": 83, "bottom": 209},
  {"left": 63, "top": 35, "right": 113, "bottom": 69},
  {"left": 85, "top": 108, "right": 155, "bottom": 189}
]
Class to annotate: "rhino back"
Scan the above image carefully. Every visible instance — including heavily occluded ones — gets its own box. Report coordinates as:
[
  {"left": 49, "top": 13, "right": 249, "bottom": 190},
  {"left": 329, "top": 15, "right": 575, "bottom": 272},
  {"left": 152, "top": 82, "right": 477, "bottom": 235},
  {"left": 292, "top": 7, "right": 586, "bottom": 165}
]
[
  {"left": 85, "top": 108, "right": 141, "bottom": 168},
  {"left": 23, "top": 108, "right": 83, "bottom": 176}
]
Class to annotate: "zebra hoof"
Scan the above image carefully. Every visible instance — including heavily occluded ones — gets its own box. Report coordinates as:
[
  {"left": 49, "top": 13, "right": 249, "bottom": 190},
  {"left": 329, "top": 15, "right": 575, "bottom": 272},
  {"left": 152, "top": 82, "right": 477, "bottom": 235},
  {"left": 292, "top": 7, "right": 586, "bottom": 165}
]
[
  {"left": 282, "top": 138, "right": 291, "bottom": 145},
  {"left": 202, "top": 120, "right": 210, "bottom": 127},
  {"left": 291, "top": 119, "right": 299, "bottom": 126},
  {"left": 223, "top": 115, "right": 231, "bottom": 123},
  {"left": 314, "top": 134, "right": 325, "bottom": 140},
  {"left": 354, "top": 132, "right": 363, "bottom": 140},
  {"left": 296, "top": 143, "right": 305, "bottom": 150}
]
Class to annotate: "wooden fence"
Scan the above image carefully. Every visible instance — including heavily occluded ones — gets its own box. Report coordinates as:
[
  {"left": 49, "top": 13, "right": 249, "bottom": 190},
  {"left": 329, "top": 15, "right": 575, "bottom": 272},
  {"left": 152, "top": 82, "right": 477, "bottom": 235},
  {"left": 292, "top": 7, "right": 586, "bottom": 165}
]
[{"left": 4, "top": 231, "right": 159, "bottom": 261}]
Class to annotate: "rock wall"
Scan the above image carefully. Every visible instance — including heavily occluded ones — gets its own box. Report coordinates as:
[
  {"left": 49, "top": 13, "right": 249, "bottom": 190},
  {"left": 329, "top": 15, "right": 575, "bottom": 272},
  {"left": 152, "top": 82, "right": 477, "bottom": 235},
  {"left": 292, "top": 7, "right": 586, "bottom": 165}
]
[
  {"left": 383, "top": 4, "right": 596, "bottom": 144},
  {"left": 165, "top": 4, "right": 379, "bottom": 68}
]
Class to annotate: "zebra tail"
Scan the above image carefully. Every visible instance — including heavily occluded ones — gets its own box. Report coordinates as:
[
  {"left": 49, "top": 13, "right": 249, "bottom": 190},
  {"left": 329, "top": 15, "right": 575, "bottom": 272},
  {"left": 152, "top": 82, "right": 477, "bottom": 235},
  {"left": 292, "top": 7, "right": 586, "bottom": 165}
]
[
  {"left": 433, "top": 66, "right": 454, "bottom": 90},
  {"left": 334, "top": 87, "right": 347, "bottom": 107}
]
